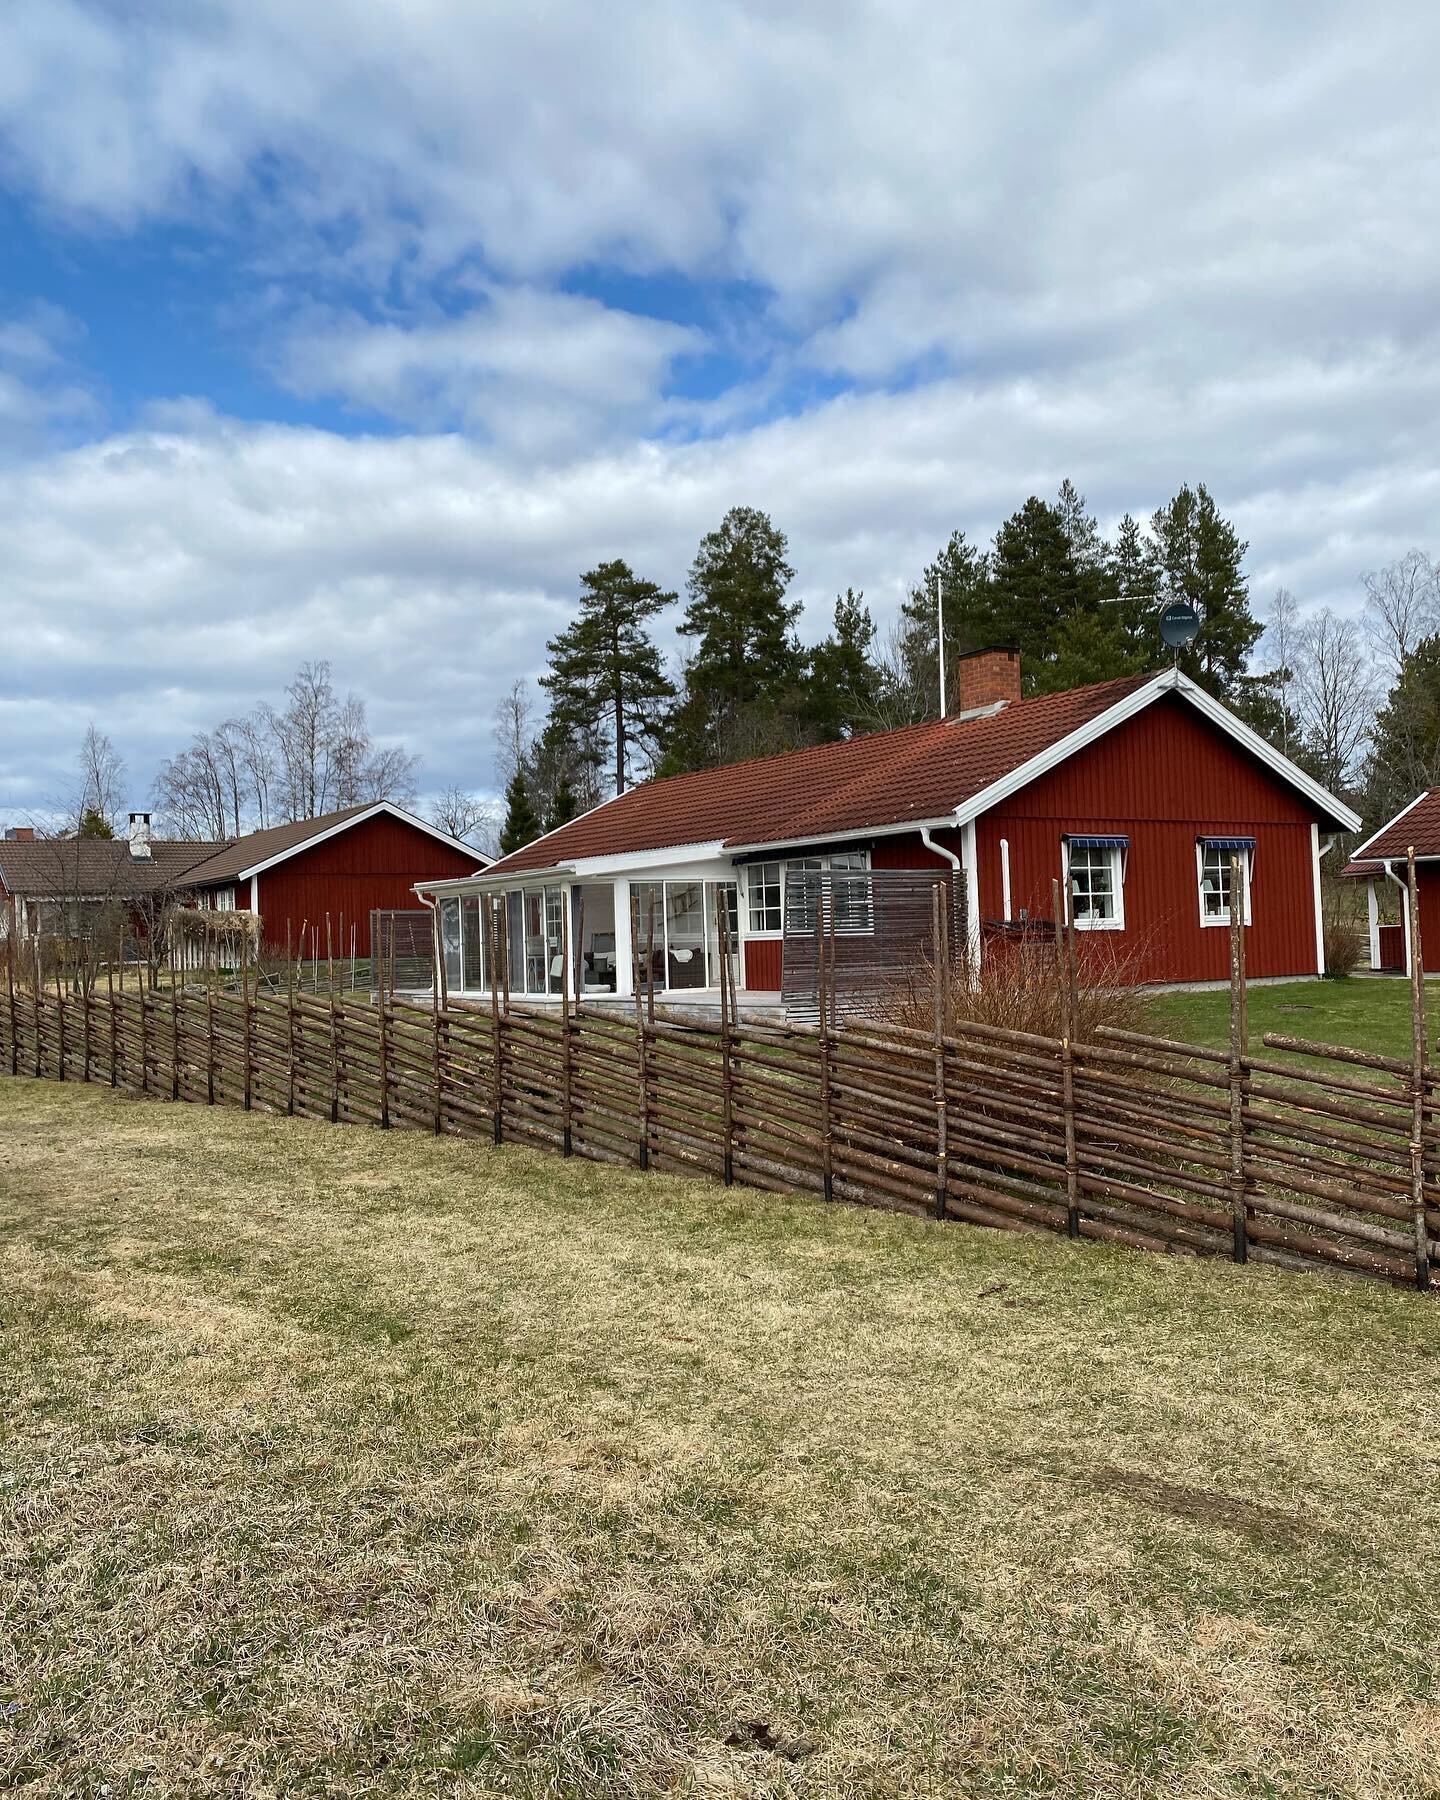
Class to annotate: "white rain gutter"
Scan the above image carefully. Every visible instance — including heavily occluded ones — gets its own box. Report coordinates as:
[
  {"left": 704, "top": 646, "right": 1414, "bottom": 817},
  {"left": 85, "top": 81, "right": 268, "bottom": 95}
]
[{"left": 1384, "top": 858, "right": 1413, "bottom": 976}]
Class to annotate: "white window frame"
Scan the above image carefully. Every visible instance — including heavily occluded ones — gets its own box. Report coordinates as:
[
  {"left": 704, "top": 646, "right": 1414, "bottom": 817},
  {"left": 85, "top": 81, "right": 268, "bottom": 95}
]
[
  {"left": 770, "top": 849, "right": 875, "bottom": 939},
  {"left": 1197, "top": 842, "right": 1253, "bottom": 929},
  {"left": 1061, "top": 839, "right": 1126, "bottom": 932},
  {"left": 746, "top": 861, "right": 783, "bottom": 936}
]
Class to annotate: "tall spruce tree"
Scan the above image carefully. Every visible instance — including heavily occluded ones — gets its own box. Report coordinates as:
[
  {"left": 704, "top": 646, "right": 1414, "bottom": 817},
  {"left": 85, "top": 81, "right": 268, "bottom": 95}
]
[
  {"left": 987, "top": 495, "right": 1085, "bottom": 691},
  {"left": 666, "top": 506, "right": 801, "bottom": 770},
  {"left": 498, "top": 768, "right": 541, "bottom": 855},
  {"left": 891, "top": 529, "right": 993, "bottom": 720},
  {"left": 1364, "top": 635, "right": 1440, "bottom": 827},
  {"left": 805, "top": 589, "right": 883, "bottom": 740},
  {"left": 540, "top": 559, "right": 676, "bottom": 795},
  {"left": 1146, "top": 483, "right": 1260, "bottom": 698}
]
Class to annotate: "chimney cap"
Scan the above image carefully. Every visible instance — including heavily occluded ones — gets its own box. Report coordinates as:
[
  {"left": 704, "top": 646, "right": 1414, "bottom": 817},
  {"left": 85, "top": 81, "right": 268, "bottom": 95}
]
[{"left": 956, "top": 643, "right": 1020, "bottom": 662}]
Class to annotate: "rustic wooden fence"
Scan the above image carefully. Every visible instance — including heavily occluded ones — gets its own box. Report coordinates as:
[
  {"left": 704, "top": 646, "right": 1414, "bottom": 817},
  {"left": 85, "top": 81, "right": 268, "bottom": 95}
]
[{"left": 3, "top": 856, "right": 1438, "bottom": 1292}]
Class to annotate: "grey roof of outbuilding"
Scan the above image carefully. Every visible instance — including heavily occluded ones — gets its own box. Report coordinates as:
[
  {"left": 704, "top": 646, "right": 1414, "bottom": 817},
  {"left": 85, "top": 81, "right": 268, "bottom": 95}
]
[{"left": 0, "top": 838, "right": 229, "bottom": 898}]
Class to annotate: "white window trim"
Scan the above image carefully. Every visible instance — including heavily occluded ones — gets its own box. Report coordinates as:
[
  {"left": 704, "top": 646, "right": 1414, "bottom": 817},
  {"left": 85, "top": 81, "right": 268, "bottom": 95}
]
[
  {"left": 750, "top": 850, "right": 875, "bottom": 940},
  {"left": 1060, "top": 838, "right": 1126, "bottom": 932},
  {"left": 745, "top": 861, "right": 784, "bottom": 938},
  {"left": 1196, "top": 842, "right": 1253, "bottom": 929}
]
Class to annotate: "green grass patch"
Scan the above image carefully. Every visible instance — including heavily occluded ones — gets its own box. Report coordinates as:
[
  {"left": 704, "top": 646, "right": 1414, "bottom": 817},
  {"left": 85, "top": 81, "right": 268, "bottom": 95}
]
[
  {"left": 1147, "top": 975, "right": 1422, "bottom": 1071},
  {"left": 2, "top": 1075, "right": 1440, "bottom": 1795}
]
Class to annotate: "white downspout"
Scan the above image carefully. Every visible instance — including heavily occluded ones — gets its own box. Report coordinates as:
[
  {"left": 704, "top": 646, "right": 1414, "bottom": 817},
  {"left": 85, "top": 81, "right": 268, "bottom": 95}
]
[
  {"left": 922, "top": 823, "right": 978, "bottom": 975},
  {"left": 1384, "top": 859, "right": 1412, "bottom": 977},
  {"left": 1000, "top": 837, "right": 1012, "bottom": 922}
]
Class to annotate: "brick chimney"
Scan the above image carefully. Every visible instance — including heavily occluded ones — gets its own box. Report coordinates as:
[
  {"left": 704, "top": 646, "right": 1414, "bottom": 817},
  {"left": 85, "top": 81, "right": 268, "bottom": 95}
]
[
  {"left": 128, "top": 811, "right": 153, "bottom": 860},
  {"left": 956, "top": 646, "right": 1021, "bottom": 712},
  {"left": 4, "top": 826, "right": 36, "bottom": 842}
]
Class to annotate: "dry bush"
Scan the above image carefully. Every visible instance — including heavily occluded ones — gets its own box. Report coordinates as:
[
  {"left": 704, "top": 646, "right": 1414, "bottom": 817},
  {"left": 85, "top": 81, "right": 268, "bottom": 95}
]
[
  {"left": 1323, "top": 918, "right": 1363, "bottom": 979},
  {"left": 878, "top": 934, "right": 1154, "bottom": 1043}
]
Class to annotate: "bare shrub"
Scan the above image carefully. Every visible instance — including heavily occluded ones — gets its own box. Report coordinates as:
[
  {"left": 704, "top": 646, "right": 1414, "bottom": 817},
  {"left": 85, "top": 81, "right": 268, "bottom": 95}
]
[
  {"left": 878, "top": 933, "right": 1155, "bottom": 1043},
  {"left": 1323, "top": 919, "right": 1362, "bottom": 980}
]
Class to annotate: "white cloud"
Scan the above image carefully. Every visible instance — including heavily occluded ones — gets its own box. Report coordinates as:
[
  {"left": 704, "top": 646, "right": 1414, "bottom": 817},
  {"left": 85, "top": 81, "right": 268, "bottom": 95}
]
[
  {"left": 277, "top": 286, "right": 703, "bottom": 454},
  {"left": 2, "top": 337, "right": 1438, "bottom": 816},
  {"left": 0, "top": 1, "right": 1438, "bottom": 817}
]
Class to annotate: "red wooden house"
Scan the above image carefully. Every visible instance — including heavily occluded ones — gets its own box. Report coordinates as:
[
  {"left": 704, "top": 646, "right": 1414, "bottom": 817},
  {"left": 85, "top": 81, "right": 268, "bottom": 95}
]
[
  {"left": 1, "top": 803, "right": 487, "bottom": 959},
  {"left": 180, "top": 803, "right": 488, "bottom": 956},
  {"left": 1343, "top": 790, "right": 1440, "bottom": 974},
  {"left": 416, "top": 650, "right": 1358, "bottom": 1010}
]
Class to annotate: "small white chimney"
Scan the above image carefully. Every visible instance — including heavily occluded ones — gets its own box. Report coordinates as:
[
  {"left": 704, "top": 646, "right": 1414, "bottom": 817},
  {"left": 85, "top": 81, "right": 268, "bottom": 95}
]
[{"left": 128, "top": 811, "right": 152, "bottom": 860}]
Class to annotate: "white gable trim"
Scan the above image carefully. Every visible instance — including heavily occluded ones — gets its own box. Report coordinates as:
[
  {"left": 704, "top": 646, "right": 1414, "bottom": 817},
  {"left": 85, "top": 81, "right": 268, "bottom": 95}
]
[
  {"left": 234, "top": 802, "right": 492, "bottom": 881},
  {"left": 1350, "top": 789, "right": 1432, "bottom": 861},
  {"left": 952, "top": 668, "right": 1361, "bottom": 833}
]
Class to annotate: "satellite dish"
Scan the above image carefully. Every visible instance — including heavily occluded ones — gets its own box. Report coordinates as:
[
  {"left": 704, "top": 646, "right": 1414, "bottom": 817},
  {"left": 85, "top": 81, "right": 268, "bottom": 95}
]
[{"left": 1160, "top": 599, "right": 1200, "bottom": 649}]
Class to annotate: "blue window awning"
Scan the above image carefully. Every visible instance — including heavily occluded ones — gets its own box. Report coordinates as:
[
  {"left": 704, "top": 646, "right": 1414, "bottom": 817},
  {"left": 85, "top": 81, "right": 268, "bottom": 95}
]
[
  {"left": 1200, "top": 835, "right": 1256, "bottom": 850},
  {"left": 1065, "top": 834, "right": 1130, "bottom": 849}
]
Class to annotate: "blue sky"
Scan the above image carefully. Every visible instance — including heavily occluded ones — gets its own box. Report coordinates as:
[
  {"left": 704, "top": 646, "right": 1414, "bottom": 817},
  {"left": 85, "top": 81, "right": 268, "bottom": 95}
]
[{"left": 1, "top": 0, "right": 1438, "bottom": 828}]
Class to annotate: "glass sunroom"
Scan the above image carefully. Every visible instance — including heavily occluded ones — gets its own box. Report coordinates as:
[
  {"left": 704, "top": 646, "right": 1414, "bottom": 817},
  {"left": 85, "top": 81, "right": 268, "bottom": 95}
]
[{"left": 419, "top": 848, "right": 886, "bottom": 1007}]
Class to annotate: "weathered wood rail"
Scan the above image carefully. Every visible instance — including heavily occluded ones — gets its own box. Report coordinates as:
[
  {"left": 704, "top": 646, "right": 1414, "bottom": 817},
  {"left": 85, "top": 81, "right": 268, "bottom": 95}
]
[{"left": 4, "top": 911, "right": 1438, "bottom": 1291}]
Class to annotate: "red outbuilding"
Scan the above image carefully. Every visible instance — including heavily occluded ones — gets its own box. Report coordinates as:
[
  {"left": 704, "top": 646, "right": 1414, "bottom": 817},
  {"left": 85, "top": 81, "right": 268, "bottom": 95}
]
[
  {"left": 181, "top": 802, "right": 488, "bottom": 956},
  {"left": 1343, "top": 790, "right": 1440, "bottom": 975}
]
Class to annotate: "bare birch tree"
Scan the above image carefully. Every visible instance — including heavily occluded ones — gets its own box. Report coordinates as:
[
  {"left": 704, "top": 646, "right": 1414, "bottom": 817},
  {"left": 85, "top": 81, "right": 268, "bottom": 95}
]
[
  {"left": 1295, "top": 607, "right": 1373, "bottom": 791},
  {"left": 76, "top": 726, "right": 126, "bottom": 831},
  {"left": 1362, "top": 549, "right": 1439, "bottom": 683}
]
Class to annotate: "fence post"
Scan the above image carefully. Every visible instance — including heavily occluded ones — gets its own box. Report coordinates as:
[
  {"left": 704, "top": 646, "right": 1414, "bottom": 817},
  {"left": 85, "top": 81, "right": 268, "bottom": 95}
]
[
  {"left": 204, "top": 944, "right": 215, "bottom": 1104},
  {"left": 1407, "top": 846, "right": 1430, "bottom": 1291},
  {"left": 81, "top": 957, "right": 92, "bottom": 1084},
  {"left": 631, "top": 890, "right": 650, "bottom": 1169},
  {"left": 378, "top": 918, "right": 391, "bottom": 1131},
  {"left": 430, "top": 901, "right": 444, "bottom": 1136},
  {"left": 139, "top": 959, "right": 150, "bottom": 1096},
  {"left": 488, "top": 901, "right": 502, "bottom": 1145},
  {"left": 327, "top": 917, "right": 341, "bottom": 1126},
  {"left": 931, "top": 884, "right": 949, "bottom": 1220},
  {"left": 560, "top": 898, "right": 574, "bottom": 1157},
  {"left": 107, "top": 955, "right": 117, "bottom": 1088},
  {"left": 1052, "top": 878, "right": 1081, "bottom": 1238},
  {"left": 241, "top": 930, "right": 253, "bottom": 1112},
  {"left": 55, "top": 951, "right": 66, "bottom": 1083},
  {"left": 169, "top": 936, "right": 181, "bottom": 1101},
  {"left": 1228, "top": 854, "right": 1249, "bottom": 1263},
  {"left": 719, "top": 898, "right": 736, "bottom": 1187},
  {"left": 6, "top": 922, "right": 18, "bottom": 1077}
]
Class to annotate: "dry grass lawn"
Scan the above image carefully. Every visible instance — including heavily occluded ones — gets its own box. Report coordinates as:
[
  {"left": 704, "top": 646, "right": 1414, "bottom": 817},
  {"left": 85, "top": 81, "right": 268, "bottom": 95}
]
[{"left": 3, "top": 1076, "right": 1440, "bottom": 1797}]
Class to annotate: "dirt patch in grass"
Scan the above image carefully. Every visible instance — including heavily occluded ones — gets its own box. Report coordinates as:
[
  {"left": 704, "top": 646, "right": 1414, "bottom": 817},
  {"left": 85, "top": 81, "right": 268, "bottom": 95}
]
[
  {"left": 3, "top": 1075, "right": 1440, "bottom": 1797},
  {"left": 1084, "top": 1464, "right": 1316, "bottom": 1548}
]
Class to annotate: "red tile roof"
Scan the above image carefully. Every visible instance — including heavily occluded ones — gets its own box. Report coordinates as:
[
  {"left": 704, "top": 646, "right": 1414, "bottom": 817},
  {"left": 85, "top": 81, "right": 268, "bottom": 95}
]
[
  {"left": 489, "top": 673, "right": 1155, "bottom": 876},
  {"left": 1344, "top": 790, "right": 1440, "bottom": 875}
]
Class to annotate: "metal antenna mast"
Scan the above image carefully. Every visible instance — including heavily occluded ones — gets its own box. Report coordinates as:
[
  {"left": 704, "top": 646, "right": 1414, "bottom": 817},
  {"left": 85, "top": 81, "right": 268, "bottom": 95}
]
[{"left": 936, "top": 571, "right": 947, "bottom": 718}]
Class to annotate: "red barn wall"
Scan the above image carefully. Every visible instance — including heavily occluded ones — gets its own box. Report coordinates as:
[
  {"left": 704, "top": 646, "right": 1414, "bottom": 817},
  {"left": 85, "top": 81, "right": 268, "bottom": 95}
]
[
  {"left": 975, "top": 694, "right": 1322, "bottom": 982},
  {"left": 1415, "top": 869, "right": 1440, "bottom": 974},
  {"left": 255, "top": 816, "right": 480, "bottom": 956}
]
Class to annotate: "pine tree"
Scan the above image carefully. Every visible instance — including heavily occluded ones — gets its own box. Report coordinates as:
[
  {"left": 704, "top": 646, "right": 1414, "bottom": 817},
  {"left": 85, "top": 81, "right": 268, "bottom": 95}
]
[
  {"left": 667, "top": 506, "right": 801, "bottom": 769},
  {"left": 75, "top": 807, "right": 115, "bottom": 840},
  {"left": 1146, "top": 484, "right": 1261, "bottom": 699},
  {"left": 1364, "top": 635, "right": 1440, "bottom": 827},
  {"left": 1108, "top": 512, "right": 1161, "bottom": 666},
  {"left": 498, "top": 769, "right": 542, "bottom": 855},
  {"left": 988, "top": 496, "right": 1084, "bottom": 691},
  {"left": 891, "top": 530, "right": 993, "bottom": 720},
  {"left": 805, "top": 589, "right": 883, "bottom": 740},
  {"left": 540, "top": 559, "right": 676, "bottom": 795}
]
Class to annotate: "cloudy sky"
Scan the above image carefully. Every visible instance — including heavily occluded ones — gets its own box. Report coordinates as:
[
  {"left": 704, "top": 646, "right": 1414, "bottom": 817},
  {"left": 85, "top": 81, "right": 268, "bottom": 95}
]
[{"left": 1, "top": 0, "right": 1437, "bottom": 821}]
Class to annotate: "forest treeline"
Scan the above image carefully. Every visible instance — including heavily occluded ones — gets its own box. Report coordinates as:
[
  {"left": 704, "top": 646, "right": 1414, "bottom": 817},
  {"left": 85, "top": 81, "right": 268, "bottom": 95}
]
[
  {"left": 50, "top": 483, "right": 1440, "bottom": 857},
  {"left": 491, "top": 481, "right": 1440, "bottom": 855}
]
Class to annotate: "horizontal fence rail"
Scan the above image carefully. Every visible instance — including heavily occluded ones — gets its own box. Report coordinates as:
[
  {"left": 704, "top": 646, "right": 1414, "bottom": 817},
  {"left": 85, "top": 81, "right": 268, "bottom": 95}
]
[{"left": 4, "top": 934, "right": 1439, "bottom": 1293}]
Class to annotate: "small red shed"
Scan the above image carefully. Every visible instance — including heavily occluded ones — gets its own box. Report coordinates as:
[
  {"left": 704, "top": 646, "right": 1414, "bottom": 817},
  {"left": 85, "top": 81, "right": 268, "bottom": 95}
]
[
  {"left": 1344, "top": 791, "right": 1440, "bottom": 974},
  {"left": 181, "top": 803, "right": 488, "bottom": 956}
]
